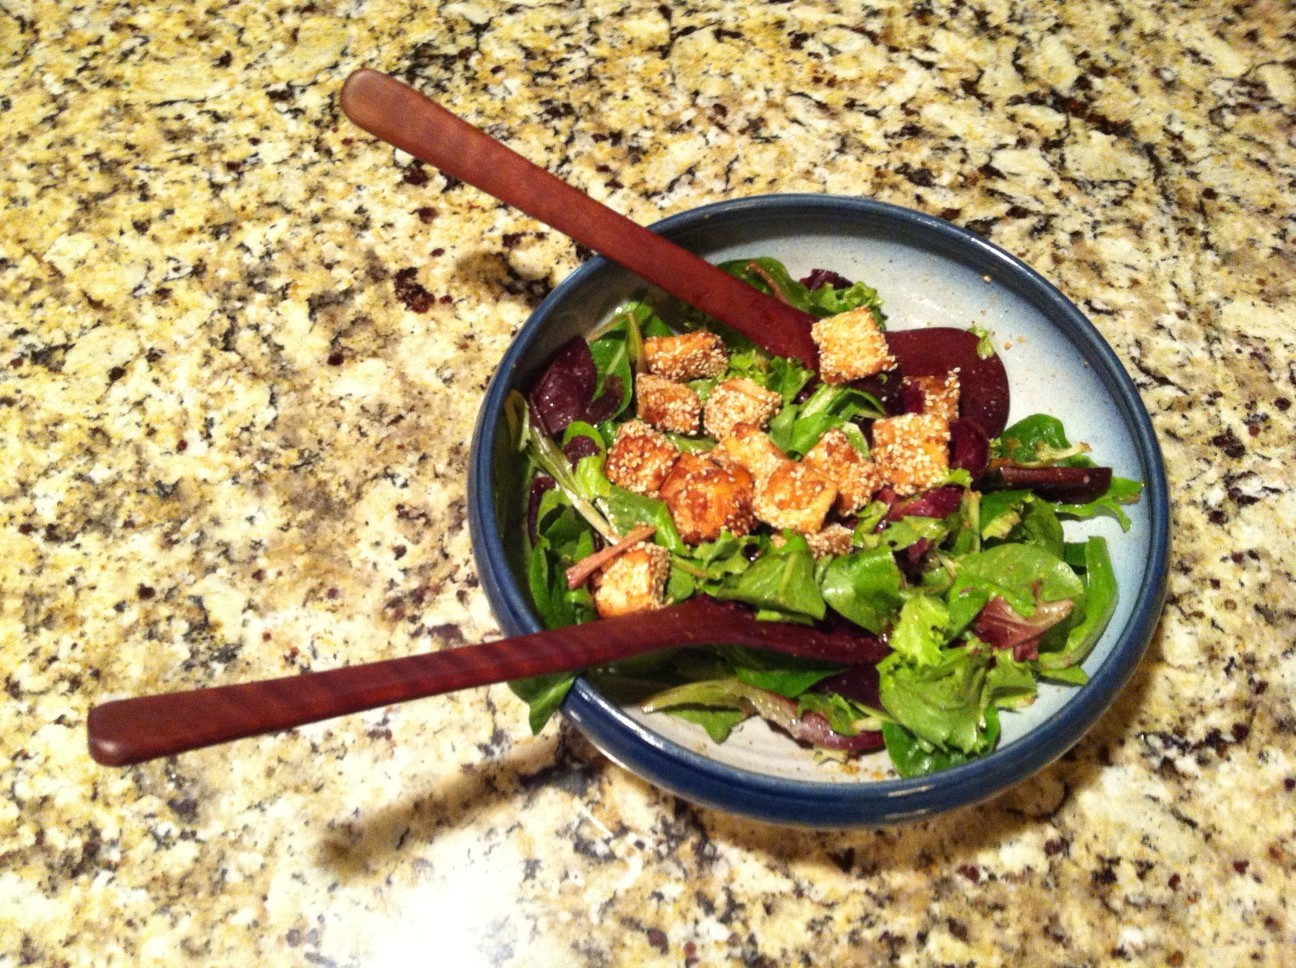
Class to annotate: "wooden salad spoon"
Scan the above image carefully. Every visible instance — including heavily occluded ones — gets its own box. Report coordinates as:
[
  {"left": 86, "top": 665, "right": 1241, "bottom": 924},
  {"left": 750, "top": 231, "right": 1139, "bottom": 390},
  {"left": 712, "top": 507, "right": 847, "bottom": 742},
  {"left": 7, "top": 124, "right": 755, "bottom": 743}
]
[
  {"left": 337, "top": 68, "right": 821, "bottom": 367},
  {"left": 87, "top": 597, "right": 885, "bottom": 767},
  {"left": 335, "top": 69, "right": 1011, "bottom": 436}
]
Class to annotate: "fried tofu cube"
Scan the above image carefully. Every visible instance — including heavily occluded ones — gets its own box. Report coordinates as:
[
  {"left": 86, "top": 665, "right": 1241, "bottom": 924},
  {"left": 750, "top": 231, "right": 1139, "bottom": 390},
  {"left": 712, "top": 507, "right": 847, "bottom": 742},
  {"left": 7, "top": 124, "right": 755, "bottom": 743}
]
[
  {"left": 803, "top": 427, "right": 884, "bottom": 515},
  {"left": 636, "top": 373, "right": 701, "bottom": 434},
  {"left": 591, "top": 542, "right": 670, "bottom": 618},
  {"left": 658, "top": 453, "right": 756, "bottom": 544},
  {"left": 702, "top": 377, "right": 782, "bottom": 440},
  {"left": 753, "top": 460, "right": 838, "bottom": 534},
  {"left": 805, "top": 523, "right": 855, "bottom": 559},
  {"left": 605, "top": 420, "right": 679, "bottom": 495},
  {"left": 643, "top": 330, "right": 728, "bottom": 382},
  {"left": 811, "top": 307, "right": 896, "bottom": 385},
  {"left": 871, "top": 413, "right": 950, "bottom": 496},
  {"left": 903, "top": 372, "right": 961, "bottom": 422},
  {"left": 711, "top": 422, "right": 786, "bottom": 484}
]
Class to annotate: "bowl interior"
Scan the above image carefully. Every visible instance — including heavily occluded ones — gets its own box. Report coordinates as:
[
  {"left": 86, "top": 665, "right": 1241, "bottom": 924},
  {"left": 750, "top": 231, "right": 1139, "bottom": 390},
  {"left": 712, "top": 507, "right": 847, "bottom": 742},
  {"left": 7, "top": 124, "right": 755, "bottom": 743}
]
[{"left": 470, "top": 195, "right": 1168, "bottom": 824}]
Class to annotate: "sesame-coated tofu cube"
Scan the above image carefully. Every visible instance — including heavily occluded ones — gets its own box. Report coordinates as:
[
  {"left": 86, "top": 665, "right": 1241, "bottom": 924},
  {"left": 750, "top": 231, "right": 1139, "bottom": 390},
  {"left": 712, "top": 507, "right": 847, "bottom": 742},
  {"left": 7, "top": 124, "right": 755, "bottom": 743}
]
[
  {"left": 702, "top": 377, "right": 782, "bottom": 440},
  {"left": 605, "top": 420, "right": 680, "bottom": 495},
  {"left": 871, "top": 413, "right": 950, "bottom": 496},
  {"left": 643, "top": 330, "right": 728, "bottom": 382},
  {"left": 803, "top": 427, "right": 884, "bottom": 515},
  {"left": 753, "top": 460, "right": 838, "bottom": 535},
  {"left": 903, "top": 372, "right": 961, "bottom": 422},
  {"left": 591, "top": 542, "right": 670, "bottom": 618},
  {"left": 636, "top": 373, "right": 701, "bottom": 434},
  {"left": 811, "top": 307, "right": 896, "bottom": 385},
  {"left": 711, "top": 423, "right": 786, "bottom": 484},
  {"left": 658, "top": 453, "right": 756, "bottom": 544},
  {"left": 805, "top": 523, "right": 855, "bottom": 559}
]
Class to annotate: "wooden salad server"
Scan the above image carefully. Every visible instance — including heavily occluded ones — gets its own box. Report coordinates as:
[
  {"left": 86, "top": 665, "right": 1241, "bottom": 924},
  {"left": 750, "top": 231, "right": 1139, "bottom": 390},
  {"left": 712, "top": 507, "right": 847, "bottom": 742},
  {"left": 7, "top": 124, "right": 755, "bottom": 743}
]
[
  {"left": 337, "top": 68, "right": 821, "bottom": 367},
  {"left": 87, "top": 597, "right": 885, "bottom": 767}
]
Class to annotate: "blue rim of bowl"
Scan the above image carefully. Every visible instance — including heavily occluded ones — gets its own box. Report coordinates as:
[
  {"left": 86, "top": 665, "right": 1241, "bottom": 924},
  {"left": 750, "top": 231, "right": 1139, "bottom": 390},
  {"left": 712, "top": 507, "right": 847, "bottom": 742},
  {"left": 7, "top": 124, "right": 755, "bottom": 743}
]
[{"left": 469, "top": 193, "right": 1170, "bottom": 827}]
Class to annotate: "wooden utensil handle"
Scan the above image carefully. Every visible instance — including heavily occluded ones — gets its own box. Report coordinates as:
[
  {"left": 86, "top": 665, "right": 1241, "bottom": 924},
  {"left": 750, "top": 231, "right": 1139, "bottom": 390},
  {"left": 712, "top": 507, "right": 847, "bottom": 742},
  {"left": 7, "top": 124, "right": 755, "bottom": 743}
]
[
  {"left": 87, "top": 602, "right": 691, "bottom": 767},
  {"left": 338, "top": 69, "right": 819, "bottom": 366},
  {"left": 86, "top": 597, "right": 885, "bottom": 766}
]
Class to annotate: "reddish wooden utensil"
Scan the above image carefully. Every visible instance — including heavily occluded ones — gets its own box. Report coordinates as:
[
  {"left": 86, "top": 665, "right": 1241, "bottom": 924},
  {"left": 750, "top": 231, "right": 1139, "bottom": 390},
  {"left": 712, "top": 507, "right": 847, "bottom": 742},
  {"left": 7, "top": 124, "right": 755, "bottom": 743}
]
[
  {"left": 338, "top": 68, "right": 820, "bottom": 367},
  {"left": 87, "top": 597, "right": 885, "bottom": 767}
]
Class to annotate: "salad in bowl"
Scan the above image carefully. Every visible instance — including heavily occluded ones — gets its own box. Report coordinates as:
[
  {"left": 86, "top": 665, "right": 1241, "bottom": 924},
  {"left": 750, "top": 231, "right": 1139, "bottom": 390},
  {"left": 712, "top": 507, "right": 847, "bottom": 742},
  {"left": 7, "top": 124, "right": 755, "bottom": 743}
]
[
  {"left": 506, "top": 254, "right": 1142, "bottom": 779},
  {"left": 468, "top": 193, "right": 1168, "bottom": 825}
]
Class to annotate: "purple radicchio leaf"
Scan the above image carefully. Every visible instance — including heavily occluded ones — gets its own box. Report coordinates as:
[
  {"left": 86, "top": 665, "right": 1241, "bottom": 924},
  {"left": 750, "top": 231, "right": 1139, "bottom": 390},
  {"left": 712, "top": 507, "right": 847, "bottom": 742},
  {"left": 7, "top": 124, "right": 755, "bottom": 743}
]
[
  {"left": 528, "top": 337, "right": 597, "bottom": 436},
  {"left": 972, "top": 594, "right": 1075, "bottom": 661},
  {"left": 887, "top": 485, "right": 965, "bottom": 521},
  {"left": 800, "top": 268, "right": 854, "bottom": 291}
]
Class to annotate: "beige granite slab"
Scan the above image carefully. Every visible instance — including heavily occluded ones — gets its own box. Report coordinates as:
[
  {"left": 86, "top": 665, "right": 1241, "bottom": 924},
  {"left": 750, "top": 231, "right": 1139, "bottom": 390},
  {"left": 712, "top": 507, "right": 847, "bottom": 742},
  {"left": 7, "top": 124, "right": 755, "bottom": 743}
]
[{"left": 2, "top": 0, "right": 1293, "bottom": 964}]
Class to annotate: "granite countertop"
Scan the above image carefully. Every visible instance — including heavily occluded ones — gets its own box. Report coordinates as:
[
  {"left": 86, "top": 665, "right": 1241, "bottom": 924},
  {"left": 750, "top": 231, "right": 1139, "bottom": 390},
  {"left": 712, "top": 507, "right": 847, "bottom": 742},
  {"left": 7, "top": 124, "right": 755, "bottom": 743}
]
[{"left": 3, "top": 0, "right": 1293, "bottom": 964}]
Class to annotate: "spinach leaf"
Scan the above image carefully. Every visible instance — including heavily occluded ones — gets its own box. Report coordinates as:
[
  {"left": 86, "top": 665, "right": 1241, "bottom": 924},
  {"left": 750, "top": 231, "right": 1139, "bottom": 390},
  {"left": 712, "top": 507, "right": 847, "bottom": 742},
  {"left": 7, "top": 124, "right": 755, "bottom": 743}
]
[
  {"left": 714, "top": 532, "right": 826, "bottom": 620},
  {"left": 722, "top": 645, "right": 841, "bottom": 697},
  {"left": 949, "top": 544, "right": 1084, "bottom": 618},
  {"left": 768, "top": 383, "right": 884, "bottom": 457},
  {"left": 588, "top": 335, "right": 633, "bottom": 419},
  {"left": 510, "top": 672, "right": 578, "bottom": 734},
  {"left": 980, "top": 489, "right": 1031, "bottom": 539},
  {"left": 819, "top": 548, "right": 903, "bottom": 633},
  {"left": 603, "top": 484, "right": 686, "bottom": 553},
  {"left": 665, "top": 706, "right": 748, "bottom": 743},
  {"left": 1038, "top": 537, "right": 1118, "bottom": 673},
  {"left": 996, "top": 414, "right": 1093, "bottom": 466}
]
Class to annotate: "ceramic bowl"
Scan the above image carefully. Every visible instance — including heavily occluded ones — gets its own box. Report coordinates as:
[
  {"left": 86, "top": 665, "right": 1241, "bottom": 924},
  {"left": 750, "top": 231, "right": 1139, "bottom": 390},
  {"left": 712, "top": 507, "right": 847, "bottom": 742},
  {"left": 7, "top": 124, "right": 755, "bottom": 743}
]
[{"left": 467, "top": 194, "right": 1169, "bottom": 827}]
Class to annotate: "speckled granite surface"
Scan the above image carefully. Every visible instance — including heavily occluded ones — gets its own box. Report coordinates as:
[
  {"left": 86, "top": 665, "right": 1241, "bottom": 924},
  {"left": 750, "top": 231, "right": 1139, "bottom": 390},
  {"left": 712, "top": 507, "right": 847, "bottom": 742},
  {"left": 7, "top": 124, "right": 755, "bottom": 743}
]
[{"left": 2, "top": 0, "right": 1294, "bottom": 964}]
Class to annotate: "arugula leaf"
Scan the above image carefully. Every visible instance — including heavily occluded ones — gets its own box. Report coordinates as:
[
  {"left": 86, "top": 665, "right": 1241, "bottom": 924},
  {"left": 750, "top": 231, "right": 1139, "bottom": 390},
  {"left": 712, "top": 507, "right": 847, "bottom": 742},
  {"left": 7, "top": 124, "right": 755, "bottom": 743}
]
[{"left": 819, "top": 549, "right": 903, "bottom": 634}]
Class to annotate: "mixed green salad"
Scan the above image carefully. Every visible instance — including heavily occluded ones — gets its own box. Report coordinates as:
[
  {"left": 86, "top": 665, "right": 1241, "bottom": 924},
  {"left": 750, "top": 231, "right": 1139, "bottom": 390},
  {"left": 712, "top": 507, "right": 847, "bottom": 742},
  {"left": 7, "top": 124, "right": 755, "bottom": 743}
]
[{"left": 506, "top": 258, "right": 1142, "bottom": 777}]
